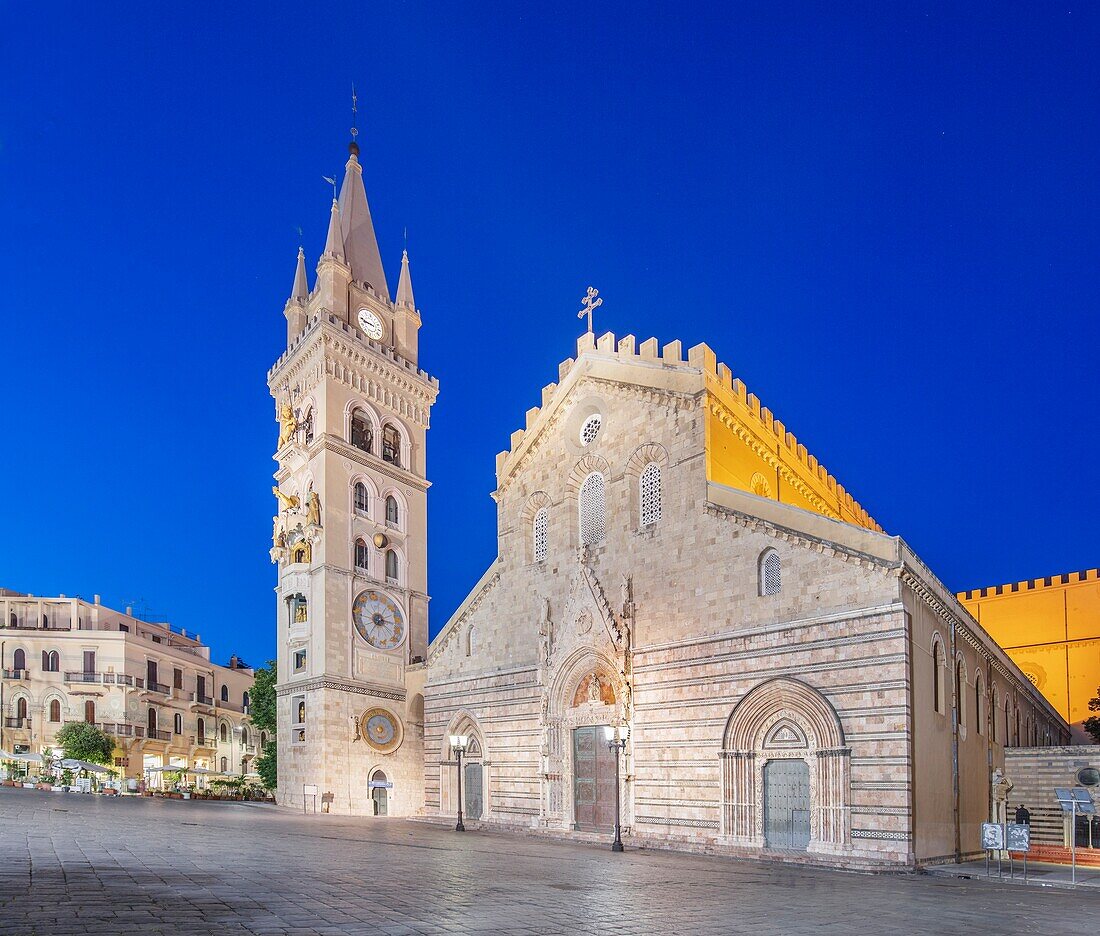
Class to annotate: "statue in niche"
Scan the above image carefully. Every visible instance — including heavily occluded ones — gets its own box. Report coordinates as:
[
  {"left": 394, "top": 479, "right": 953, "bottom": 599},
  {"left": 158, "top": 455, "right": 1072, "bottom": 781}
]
[
  {"left": 351, "top": 714, "right": 361, "bottom": 742},
  {"left": 992, "top": 768, "right": 1014, "bottom": 825},
  {"left": 306, "top": 490, "right": 322, "bottom": 526},
  {"left": 272, "top": 516, "right": 286, "bottom": 549},
  {"left": 272, "top": 486, "right": 300, "bottom": 512},
  {"left": 587, "top": 673, "right": 603, "bottom": 703},
  {"left": 538, "top": 598, "right": 554, "bottom": 666},
  {"left": 277, "top": 401, "right": 298, "bottom": 448}
]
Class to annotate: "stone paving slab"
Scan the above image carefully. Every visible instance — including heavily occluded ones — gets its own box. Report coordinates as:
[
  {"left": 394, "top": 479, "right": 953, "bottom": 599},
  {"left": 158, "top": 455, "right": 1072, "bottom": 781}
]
[{"left": 0, "top": 787, "right": 1095, "bottom": 935}]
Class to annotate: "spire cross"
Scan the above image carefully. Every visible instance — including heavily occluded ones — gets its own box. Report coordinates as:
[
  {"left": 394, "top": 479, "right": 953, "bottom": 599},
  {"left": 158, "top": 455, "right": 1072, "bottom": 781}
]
[{"left": 577, "top": 286, "right": 603, "bottom": 334}]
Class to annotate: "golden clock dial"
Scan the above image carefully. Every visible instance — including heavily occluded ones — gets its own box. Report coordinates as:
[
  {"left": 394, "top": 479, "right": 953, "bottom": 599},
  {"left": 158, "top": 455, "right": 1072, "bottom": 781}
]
[
  {"left": 362, "top": 707, "right": 402, "bottom": 753},
  {"left": 352, "top": 590, "right": 405, "bottom": 651}
]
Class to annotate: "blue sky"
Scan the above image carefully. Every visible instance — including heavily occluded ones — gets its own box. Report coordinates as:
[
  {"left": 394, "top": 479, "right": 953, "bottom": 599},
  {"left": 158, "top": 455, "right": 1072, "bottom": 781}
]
[{"left": 2, "top": 3, "right": 1097, "bottom": 667}]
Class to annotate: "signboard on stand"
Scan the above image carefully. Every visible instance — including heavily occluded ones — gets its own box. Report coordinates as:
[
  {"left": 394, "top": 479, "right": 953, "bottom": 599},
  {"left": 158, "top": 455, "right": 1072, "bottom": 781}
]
[
  {"left": 1006, "top": 823, "right": 1030, "bottom": 852},
  {"left": 980, "top": 822, "right": 1004, "bottom": 851}
]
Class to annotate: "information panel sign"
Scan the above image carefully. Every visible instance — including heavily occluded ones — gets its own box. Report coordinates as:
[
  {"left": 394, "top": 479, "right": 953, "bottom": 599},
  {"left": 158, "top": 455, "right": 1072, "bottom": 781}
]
[
  {"left": 981, "top": 822, "right": 1005, "bottom": 851},
  {"left": 1006, "top": 823, "right": 1030, "bottom": 852}
]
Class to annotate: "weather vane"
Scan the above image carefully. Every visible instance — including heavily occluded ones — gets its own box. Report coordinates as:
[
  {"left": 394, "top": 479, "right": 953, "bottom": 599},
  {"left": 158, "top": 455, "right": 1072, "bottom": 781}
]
[
  {"left": 577, "top": 286, "right": 603, "bottom": 334},
  {"left": 351, "top": 82, "right": 359, "bottom": 143},
  {"left": 322, "top": 174, "right": 337, "bottom": 201}
]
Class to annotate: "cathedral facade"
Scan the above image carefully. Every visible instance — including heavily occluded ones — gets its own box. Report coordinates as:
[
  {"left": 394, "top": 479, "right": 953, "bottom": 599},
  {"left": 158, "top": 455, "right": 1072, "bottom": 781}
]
[{"left": 271, "top": 142, "right": 1068, "bottom": 867}]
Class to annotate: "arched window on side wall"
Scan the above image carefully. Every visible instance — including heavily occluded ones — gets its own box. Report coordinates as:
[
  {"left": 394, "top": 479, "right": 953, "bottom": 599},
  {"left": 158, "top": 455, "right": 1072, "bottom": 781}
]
[
  {"left": 174, "top": 713, "right": 183, "bottom": 735},
  {"left": 147, "top": 707, "right": 157, "bottom": 735},
  {"left": 220, "top": 756, "right": 228, "bottom": 772},
  {"left": 759, "top": 549, "right": 782, "bottom": 597},
  {"left": 974, "top": 672, "right": 984, "bottom": 735},
  {"left": 533, "top": 506, "right": 548, "bottom": 562},
  {"left": 49, "top": 699, "right": 61, "bottom": 722},
  {"left": 85, "top": 700, "right": 96, "bottom": 724},
  {"left": 219, "top": 722, "right": 228, "bottom": 742},
  {"left": 955, "top": 660, "right": 965, "bottom": 728},
  {"left": 355, "top": 538, "right": 370, "bottom": 573},
  {"left": 640, "top": 462, "right": 662, "bottom": 526},
  {"left": 220, "top": 684, "right": 229, "bottom": 702},
  {"left": 12, "top": 648, "right": 25, "bottom": 672},
  {"left": 932, "top": 638, "right": 946, "bottom": 715},
  {"left": 197, "top": 718, "right": 206, "bottom": 744}
]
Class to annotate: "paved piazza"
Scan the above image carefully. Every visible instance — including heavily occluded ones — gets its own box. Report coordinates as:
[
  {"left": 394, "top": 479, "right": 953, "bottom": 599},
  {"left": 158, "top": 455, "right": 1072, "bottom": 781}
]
[{"left": 0, "top": 788, "right": 1093, "bottom": 935}]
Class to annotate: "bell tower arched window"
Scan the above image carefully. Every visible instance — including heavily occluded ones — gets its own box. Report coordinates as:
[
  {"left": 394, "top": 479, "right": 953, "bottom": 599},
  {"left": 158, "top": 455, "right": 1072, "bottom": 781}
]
[
  {"left": 355, "top": 538, "right": 370, "bottom": 574},
  {"left": 354, "top": 482, "right": 370, "bottom": 515},
  {"left": 579, "top": 472, "right": 606, "bottom": 546},
  {"left": 385, "top": 495, "right": 399, "bottom": 527},
  {"left": 382, "top": 425, "right": 401, "bottom": 466},
  {"left": 385, "top": 549, "right": 399, "bottom": 583},
  {"left": 351, "top": 409, "right": 373, "bottom": 453}
]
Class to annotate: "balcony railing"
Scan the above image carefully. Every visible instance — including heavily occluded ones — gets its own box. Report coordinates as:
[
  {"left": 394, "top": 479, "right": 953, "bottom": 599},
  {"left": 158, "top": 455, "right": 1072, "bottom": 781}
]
[
  {"left": 4, "top": 717, "right": 30, "bottom": 729},
  {"left": 103, "top": 673, "right": 134, "bottom": 686},
  {"left": 242, "top": 743, "right": 257, "bottom": 754},
  {"left": 2, "top": 669, "right": 27, "bottom": 679},
  {"left": 147, "top": 729, "right": 171, "bottom": 741},
  {"left": 64, "top": 671, "right": 102, "bottom": 684},
  {"left": 216, "top": 699, "right": 244, "bottom": 713},
  {"left": 145, "top": 681, "right": 170, "bottom": 694},
  {"left": 194, "top": 694, "right": 214, "bottom": 706}
]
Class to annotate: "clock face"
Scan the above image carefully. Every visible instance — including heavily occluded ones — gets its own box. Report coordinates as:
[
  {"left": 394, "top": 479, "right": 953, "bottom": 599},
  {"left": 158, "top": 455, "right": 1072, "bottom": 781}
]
[
  {"left": 352, "top": 590, "right": 405, "bottom": 651},
  {"left": 362, "top": 707, "right": 401, "bottom": 753},
  {"left": 357, "top": 307, "right": 384, "bottom": 341}
]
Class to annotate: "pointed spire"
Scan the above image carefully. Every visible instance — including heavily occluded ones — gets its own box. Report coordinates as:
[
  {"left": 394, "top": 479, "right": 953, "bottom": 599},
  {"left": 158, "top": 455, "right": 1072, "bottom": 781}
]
[
  {"left": 323, "top": 199, "right": 345, "bottom": 262},
  {"left": 396, "top": 249, "right": 415, "bottom": 308},
  {"left": 291, "top": 246, "right": 309, "bottom": 302},
  {"left": 337, "top": 153, "right": 389, "bottom": 300}
]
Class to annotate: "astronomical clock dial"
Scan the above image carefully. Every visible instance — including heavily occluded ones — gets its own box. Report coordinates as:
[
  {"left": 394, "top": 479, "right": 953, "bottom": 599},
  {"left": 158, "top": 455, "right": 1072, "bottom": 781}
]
[
  {"left": 357, "top": 307, "right": 384, "bottom": 341},
  {"left": 352, "top": 590, "right": 405, "bottom": 651},
  {"left": 362, "top": 707, "right": 402, "bottom": 753}
]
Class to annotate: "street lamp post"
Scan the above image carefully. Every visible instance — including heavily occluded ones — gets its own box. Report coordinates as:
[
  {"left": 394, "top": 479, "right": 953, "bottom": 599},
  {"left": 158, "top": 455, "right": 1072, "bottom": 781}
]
[
  {"left": 603, "top": 724, "right": 628, "bottom": 853},
  {"left": 449, "top": 734, "right": 469, "bottom": 832}
]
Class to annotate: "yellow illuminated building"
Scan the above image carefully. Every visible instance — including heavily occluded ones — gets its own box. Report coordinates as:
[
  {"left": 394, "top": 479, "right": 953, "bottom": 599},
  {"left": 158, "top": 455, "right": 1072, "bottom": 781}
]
[
  {"left": 959, "top": 570, "right": 1100, "bottom": 742},
  {"left": 699, "top": 347, "right": 881, "bottom": 531}
]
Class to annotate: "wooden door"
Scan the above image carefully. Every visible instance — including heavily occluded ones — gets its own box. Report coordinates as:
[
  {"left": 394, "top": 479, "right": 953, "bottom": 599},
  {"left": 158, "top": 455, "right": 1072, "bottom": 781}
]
[{"left": 572, "top": 726, "right": 616, "bottom": 832}]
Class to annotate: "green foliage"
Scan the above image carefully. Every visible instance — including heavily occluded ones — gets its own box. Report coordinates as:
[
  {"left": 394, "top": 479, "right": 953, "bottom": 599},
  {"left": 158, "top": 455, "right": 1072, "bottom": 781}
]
[
  {"left": 54, "top": 721, "right": 116, "bottom": 765},
  {"left": 255, "top": 742, "right": 277, "bottom": 790},
  {"left": 249, "top": 660, "right": 277, "bottom": 734},
  {"left": 1085, "top": 686, "right": 1100, "bottom": 744},
  {"left": 61, "top": 768, "right": 74, "bottom": 786}
]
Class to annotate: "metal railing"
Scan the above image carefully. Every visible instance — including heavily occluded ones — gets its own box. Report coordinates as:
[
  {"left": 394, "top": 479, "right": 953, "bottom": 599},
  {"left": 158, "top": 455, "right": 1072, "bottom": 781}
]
[
  {"left": 64, "top": 672, "right": 102, "bottom": 684},
  {"left": 148, "top": 729, "right": 171, "bottom": 741},
  {"left": 1, "top": 669, "right": 27, "bottom": 679},
  {"left": 194, "top": 694, "right": 214, "bottom": 706},
  {"left": 103, "top": 673, "right": 134, "bottom": 686},
  {"left": 101, "top": 723, "right": 146, "bottom": 738},
  {"left": 145, "top": 681, "right": 170, "bottom": 694}
]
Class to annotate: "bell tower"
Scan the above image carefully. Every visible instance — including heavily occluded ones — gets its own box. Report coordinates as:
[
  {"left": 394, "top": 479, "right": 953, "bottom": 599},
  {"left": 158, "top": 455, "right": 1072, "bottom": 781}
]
[{"left": 268, "top": 134, "right": 438, "bottom": 815}]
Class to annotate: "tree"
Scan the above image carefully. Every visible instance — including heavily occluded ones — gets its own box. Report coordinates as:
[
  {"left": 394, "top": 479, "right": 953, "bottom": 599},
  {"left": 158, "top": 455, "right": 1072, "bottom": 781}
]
[
  {"left": 250, "top": 660, "right": 278, "bottom": 789},
  {"left": 250, "top": 660, "right": 277, "bottom": 734},
  {"left": 54, "top": 722, "right": 115, "bottom": 765},
  {"left": 254, "top": 744, "right": 277, "bottom": 790},
  {"left": 1085, "top": 685, "right": 1100, "bottom": 744}
]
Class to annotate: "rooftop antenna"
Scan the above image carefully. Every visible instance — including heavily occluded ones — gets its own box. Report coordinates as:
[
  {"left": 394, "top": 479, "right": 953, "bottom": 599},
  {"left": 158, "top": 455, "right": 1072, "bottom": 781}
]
[{"left": 349, "top": 82, "right": 360, "bottom": 155}]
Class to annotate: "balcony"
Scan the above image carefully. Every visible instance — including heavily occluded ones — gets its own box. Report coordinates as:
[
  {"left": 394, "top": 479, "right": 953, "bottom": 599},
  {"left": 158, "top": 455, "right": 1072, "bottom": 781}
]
[
  {"left": 103, "top": 673, "right": 134, "bottom": 686},
  {"left": 102, "top": 723, "right": 146, "bottom": 738},
  {"left": 146, "top": 729, "right": 171, "bottom": 741},
  {"left": 216, "top": 699, "right": 245, "bottom": 713},
  {"left": 2, "top": 669, "right": 27, "bottom": 679},
  {"left": 242, "top": 743, "right": 257, "bottom": 754},
  {"left": 4, "top": 717, "right": 30, "bottom": 729},
  {"left": 144, "top": 681, "right": 170, "bottom": 694},
  {"left": 64, "top": 671, "right": 102, "bottom": 684},
  {"left": 193, "top": 694, "right": 214, "bottom": 707}
]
